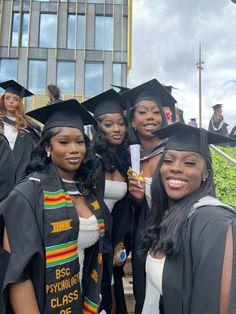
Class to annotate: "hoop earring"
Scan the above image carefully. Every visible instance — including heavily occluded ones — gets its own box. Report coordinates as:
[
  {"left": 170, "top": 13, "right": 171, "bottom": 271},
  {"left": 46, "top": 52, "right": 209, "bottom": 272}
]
[{"left": 47, "top": 151, "right": 51, "bottom": 158}]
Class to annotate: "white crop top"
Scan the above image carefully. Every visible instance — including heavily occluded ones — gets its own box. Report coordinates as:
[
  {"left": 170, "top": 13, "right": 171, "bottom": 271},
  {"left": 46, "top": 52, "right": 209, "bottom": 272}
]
[
  {"left": 145, "top": 254, "right": 166, "bottom": 295},
  {"left": 104, "top": 180, "right": 127, "bottom": 212},
  {"left": 77, "top": 215, "right": 99, "bottom": 283}
]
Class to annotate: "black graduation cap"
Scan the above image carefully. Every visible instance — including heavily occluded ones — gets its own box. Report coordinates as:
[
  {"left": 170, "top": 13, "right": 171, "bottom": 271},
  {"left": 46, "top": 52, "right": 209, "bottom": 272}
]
[
  {"left": 122, "top": 79, "right": 177, "bottom": 112},
  {"left": 110, "top": 84, "right": 130, "bottom": 94},
  {"left": 27, "top": 99, "right": 97, "bottom": 133},
  {"left": 163, "top": 85, "right": 178, "bottom": 94},
  {"left": 152, "top": 122, "right": 235, "bottom": 160},
  {"left": 0, "top": 79, "right": 33, "bottom": 98},
  {"left": 82, "top": 89, "right": 127, "bottom": 118},
  {"left": 212, "top": 104, "right": 223, "bottom": 110}
]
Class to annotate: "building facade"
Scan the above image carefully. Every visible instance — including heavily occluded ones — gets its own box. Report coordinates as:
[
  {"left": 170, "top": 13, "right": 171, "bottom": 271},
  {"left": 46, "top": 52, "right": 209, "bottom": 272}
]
[{"left": 0, "top": 0, "right": 132, "bottom": 109}]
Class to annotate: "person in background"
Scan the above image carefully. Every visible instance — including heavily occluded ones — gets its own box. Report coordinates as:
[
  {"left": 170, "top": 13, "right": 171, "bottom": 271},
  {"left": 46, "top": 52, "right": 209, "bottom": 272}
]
[
  {"left": 47, "top": 84, "right": 62, "bottom": 105},
  {"left": 0, "top": 80, "right": 41, "bottom": 182},
  {"left": 162, "top": 107, "right": 173, "bottom": 125},
  {"left": 141, "top": 122, "right": 236, "bottom": 314},
  {"left": 188, "top": 118, "right": 198, "bottom": 127},
  {"left": 162, "top": 85, "right": 177, "bottom": 124},
  {"left": 0, "top": 133, "right": 15, "bottom": 202},
  {"left": 0, "top": 99, "right": 112, "bottom": 314},
  {"left": 175, "top": 107, "right": 185, "bottom": 124},
  {"left": 83, "top": 89, "right": 131, "bottom": 314},
  {"left": 122, "top": 78, "right": 176, "bottom": 314},
  {"left": 208, "top": 104, "right": 228, "bottom": 136}
]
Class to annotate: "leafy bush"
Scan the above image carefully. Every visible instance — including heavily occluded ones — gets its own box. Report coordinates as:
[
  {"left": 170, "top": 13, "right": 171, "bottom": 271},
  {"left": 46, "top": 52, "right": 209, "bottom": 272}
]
[{"left": 211, "top": 146, "right": 236, "bottom": 208}]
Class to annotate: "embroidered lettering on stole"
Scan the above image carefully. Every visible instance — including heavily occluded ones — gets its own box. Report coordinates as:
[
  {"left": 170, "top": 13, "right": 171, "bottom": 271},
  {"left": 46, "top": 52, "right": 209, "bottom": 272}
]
[{"left": 43, "top": 187, "right": 82, "bottom": 313}]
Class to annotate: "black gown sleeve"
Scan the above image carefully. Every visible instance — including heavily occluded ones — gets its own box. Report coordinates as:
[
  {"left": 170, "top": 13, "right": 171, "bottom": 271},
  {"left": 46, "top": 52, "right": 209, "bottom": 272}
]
[
  {"left": 0, "top": 135, "right": 15, "bottom": 202},
  {"left": 0, "top": 180, "right": 45, "bottom": 313},
  {"left": 189, "top": 205, "right": 236, "bottom": 314}
]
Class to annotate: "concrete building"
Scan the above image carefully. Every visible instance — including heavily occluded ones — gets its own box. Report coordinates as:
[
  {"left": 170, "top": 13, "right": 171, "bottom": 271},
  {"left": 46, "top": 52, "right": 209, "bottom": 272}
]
[{"left": 0, "top": 0, "right": 132, "bottom": 109}]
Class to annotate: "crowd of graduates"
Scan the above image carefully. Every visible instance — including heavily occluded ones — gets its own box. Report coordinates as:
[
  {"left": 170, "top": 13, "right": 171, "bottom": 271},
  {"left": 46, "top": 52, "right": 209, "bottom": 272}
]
[{"left": 0, "top": 78, "right": 236, "bottom": 314}]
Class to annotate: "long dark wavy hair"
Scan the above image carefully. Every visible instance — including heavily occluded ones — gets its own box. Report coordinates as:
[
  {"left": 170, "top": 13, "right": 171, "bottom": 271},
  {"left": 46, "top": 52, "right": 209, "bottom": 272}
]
[
  {"left": 126, "top": 101, "right": 168, "bottom": 145},
  {"left": 141, "top": 152, "right": 215, "bottom": 259},
  {"left": 25, "top": 127, "right": 101, "bottom": 195},
  {"left": 91, "top": 113, "right": 130, "bottom": 178}
]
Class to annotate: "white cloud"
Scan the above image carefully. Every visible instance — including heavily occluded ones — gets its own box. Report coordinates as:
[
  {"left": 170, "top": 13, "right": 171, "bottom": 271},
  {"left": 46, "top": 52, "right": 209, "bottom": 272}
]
[{"left": 128, "top": 0, "right": 236, "bottom": 131}]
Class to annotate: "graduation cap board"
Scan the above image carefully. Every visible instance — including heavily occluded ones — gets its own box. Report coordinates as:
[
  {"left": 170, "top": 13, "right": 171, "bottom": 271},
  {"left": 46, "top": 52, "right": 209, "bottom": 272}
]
[
  {"left": 0, "top": 80, "right": 33, "bottom": 98},
  {"left": 122, "top": 79, "right": 177, "bottom": 112},
  {"left": 82, "top": 89, "right": 127, "bottom": 118},
  {"left": 110, "top": 84, "right": 130, "bottom": 94},
  {"left": 212, "top": 104, "right": 223, "bottom": 110},
  {"left": 27, "top": 98, "right": 97, "bottom": 133},
  {"left": 152, "top": 122, "right": 235, "bottom": 160}
]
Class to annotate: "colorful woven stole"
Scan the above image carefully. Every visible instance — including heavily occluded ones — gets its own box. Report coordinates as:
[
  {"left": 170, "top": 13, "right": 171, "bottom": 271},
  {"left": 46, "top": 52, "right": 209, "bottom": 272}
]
[
  {"left": 40, "top": 169, "right": 82, "bottom": 314},
  {"left": 39, "top": 164, "right": 108, "bottom": 314},
  {"left": 82, "top": 197, "right": 106, "bottom": 314}
]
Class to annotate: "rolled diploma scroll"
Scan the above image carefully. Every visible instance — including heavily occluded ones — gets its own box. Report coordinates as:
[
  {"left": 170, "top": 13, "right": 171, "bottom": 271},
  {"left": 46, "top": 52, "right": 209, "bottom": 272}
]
[{"left": 129, "top": 144, "right": 141, "bottom": 174}]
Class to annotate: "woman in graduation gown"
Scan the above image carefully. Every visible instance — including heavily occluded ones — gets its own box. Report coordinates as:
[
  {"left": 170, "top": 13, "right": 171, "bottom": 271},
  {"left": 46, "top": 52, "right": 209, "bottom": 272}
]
[
  {"left": 141, "top": 122, "right": 236, "bottom": 314},
  {"left": 0, "top": 99, "right": 112, "bottom": 314},
  {"left": 0, "top": 133, "right": 15, "bottom": 202},
  {"left": 83, "top": 89, "right": 131, "bottom": 314},
  {"left": 122, "top": 79, "right": 176, "bottom": 314},
  {"left": 0, "top": 80, "right": 40, "bottom": 182}
]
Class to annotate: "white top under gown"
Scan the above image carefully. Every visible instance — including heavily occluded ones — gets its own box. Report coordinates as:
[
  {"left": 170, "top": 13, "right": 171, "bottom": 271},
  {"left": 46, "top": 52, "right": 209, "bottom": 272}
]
[
  {"left": 77, "top": 215, "right": 99, "bottom": 283},
  {"left": 3, "top": 116, "right": 18, "bottom": 150},
  {"left": 104, "top": 179, "right": 127, "bottom": 212},
  {"left": 142, "top": 254, "right": 166, "bottom": 314}
]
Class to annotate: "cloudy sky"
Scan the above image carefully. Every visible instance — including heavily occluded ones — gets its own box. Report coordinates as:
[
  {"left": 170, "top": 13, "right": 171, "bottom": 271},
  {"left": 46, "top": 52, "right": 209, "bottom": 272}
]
[{"left": 127, "top": 0, "right": 236, "bottom": 131}]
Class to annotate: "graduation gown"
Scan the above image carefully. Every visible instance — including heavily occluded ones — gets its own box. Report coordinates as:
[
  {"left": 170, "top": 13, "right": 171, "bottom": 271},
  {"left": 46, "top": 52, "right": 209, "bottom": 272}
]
[
  {"left": 0, "top": 164, "right": 112, "bottom": 314},
  {"left": 1, "top": 117, "right": 41, "bottom": 182},
  {"left": 0, "top": 134, "right": 15, "bottom": 202},
  {"left": 142, "top": 196, "right": 236, "bottom": 314},
  {"left": 131, "top": 198, "right": 149, "bottom": 314},
  {"left": 132, "top": 144, "right": 165, "bottom": 314},
  {"left": 96, "top": 161, "right": 132, "bottom": 314}
]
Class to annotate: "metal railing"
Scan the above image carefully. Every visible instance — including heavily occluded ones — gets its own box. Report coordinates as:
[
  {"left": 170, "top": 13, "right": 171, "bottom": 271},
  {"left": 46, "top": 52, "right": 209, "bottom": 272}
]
[{"left": 210, "top": 144, "right": 236, "bottom": 166}]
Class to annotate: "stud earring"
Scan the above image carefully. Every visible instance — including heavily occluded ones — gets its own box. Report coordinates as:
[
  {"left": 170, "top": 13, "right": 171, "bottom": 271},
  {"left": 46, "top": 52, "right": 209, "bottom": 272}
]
[
  {"left": 202, "top": 178, "right": 206, "bottom": 182},
  {"left": 47, "top": 151, "right": 51, "bottom": 158}
]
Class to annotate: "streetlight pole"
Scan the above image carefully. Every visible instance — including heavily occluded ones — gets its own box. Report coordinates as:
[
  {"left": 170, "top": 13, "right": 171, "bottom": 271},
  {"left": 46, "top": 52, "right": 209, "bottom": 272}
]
[{"left": 196, "top": 42, "right": 204, "bottom": 128}]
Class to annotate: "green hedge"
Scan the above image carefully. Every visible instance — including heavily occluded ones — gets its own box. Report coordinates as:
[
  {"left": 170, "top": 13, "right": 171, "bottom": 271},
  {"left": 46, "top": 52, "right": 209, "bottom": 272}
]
[{"left": 211, "top": 146, "right": 236, "bottom": 208}]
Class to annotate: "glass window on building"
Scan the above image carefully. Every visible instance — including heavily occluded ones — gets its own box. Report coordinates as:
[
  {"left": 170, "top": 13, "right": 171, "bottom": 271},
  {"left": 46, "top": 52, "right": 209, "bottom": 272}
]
[
  {"left": 112, "top": 63, "right": 122, "bottom": 87},
  {"left": 0, "top": 59, "right": 18, "bottom": 93},
  {"left": 28, "top": 60, "right": 47, "bottom": 93},
  {"left": 67, "top": 15, "right": 85, "bottom": 49},
  {"left": 95, "top": 16, "right": 113, "bottom": 51},
  {"left": 57, "top": 61, "right": 75, "bottom": 94},
  {"left": 11, "top": 13, "right": 20, "bottom": 47},
  {"left": 85, "top": 63, "right": 103, "bottom": 99},
  {"left": 11, "top": 13, "right": 29, "bottom": 47},
  {"left": 39, "top": 14, "right": 57, "bottom": 48},
  {"left": 21, "top": 13, "right": 30, "bottom": 47},
  {"left": 87, "top": 0, "right": 104, "bottom": 3}
]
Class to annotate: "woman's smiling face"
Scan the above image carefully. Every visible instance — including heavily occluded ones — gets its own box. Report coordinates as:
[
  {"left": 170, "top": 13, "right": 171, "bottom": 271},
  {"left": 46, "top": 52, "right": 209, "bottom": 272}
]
[
  {"left": 160, "top": 150, "right": 208, "bottom": 201},
  {"left": 131, "top": 100, "right": 163, "bottom": 139},
  {"left": 99, "top": 113, "right": 126, "bottom": 147}
]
